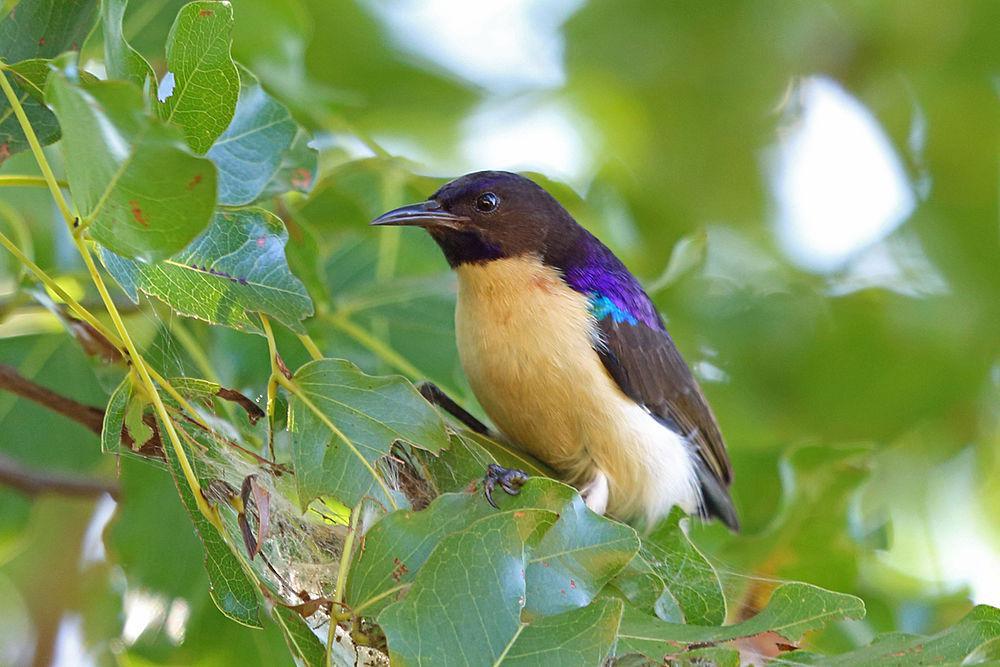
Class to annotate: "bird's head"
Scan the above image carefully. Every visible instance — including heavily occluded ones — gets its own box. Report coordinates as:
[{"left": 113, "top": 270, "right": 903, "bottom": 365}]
[{"left": 371, "top": 171, "right": 579, "bottom": 267}]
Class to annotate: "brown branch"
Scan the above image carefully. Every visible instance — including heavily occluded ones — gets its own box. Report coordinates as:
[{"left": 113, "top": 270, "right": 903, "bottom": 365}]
[
  {"left": 0, "top": 364, "right": 104, "bottom": 434},
  {"left": 0, "top": 452, "right": 120, "bottom": 500}
]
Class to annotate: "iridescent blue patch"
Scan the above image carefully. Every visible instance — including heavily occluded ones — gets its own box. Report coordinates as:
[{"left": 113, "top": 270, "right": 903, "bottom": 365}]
[{"left": 589, "top": 294, "right": 638, "bottom": 325}]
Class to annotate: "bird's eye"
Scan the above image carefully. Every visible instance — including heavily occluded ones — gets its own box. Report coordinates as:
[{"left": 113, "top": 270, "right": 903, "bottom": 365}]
[{"left": 475, "top": 192, "right": 499, "bottom": 213}]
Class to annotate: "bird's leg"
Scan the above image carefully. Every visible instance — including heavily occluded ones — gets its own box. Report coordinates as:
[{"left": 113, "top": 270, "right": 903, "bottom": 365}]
[
  {"left": 416, "top": 383, "right": 528, "bottom": 508},
  {"left": 579, "top": 471, "right": 609, "bottom": 515},
  {"left": 483, "top": 463, "right": 529, "bottom": 508},
  {"left": 417, "top": 382, "right": 491, "bottom": 435}
]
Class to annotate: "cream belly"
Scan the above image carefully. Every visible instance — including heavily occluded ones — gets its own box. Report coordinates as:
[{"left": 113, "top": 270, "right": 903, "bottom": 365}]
[{"left": 454, "top": 255, "right": 700, "bottom": 526}]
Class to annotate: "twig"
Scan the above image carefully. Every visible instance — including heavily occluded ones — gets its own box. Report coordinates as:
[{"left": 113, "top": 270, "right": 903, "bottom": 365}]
[
  {"left": 0, "top": 452, "right": 120, "bottom": 499},
  {"left": 0, "top": 364, "right": 104, "bottom": 434}
]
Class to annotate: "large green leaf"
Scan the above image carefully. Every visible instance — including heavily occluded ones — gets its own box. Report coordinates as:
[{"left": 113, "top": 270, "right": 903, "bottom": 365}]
[
  {"left": 347, "top": 479, "right": 632, "bottom": 622},
  {"left": 45, "top": 71, "right": 216, "bottom": 260},
  {"left": 101, "top": 208, "right": 313, "bottom": 333},
  {"left": 523, "top": 487, "right": 639, "bottom": 619},
  {"left": 616, "top": 583, "right": 865, "bottom": 660},
  {"left": 639, "top": 508, "right": 727, "bottom": 625},
  {"left": 101, "top": 0, "right": 154, "bottom": 88},
  {"left": 159, "top": 0, "right": 239, "bottom": 153},
  {"left": 0, "top": 0, "right": 97, "bottom": 161},
  {"left": 499, "top": 599, "right": 624, "bottom": 666},
  {"left": 378, "top": 510, "right": 555, "bottom": 666},
  {"left": 287, "top": 358, "right": 449, "bottom": 509},
  {"left": 207, "top": 74, "right": 296, "bottom": 206}
]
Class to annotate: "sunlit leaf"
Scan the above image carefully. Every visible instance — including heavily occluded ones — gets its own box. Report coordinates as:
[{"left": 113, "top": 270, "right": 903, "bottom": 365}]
[
  {"left": 101, "top": 208, "right": 313, "bottom": 333},
  {"left": 207, "top": 73, "right": 297, "bottom": 206},
  {"left": 46, "top": 70, "right": 217, "bottom": 260},
  {"left": 616, "top": 583, "right": 865, "bottom": 660},
  {"left": 159, "top": 0, "right": 240, "bottom": 153},
  {"left": 287, "top": 358, "right": 449, "bottom": 509}
]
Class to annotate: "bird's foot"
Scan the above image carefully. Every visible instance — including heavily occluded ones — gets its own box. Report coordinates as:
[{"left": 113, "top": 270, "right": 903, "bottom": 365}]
[
  {"left": 579, "top": 471, "right": 610, "bottom": 515},
  {"left": 483, "top": 463, "right": 528, "bottom": 508}
]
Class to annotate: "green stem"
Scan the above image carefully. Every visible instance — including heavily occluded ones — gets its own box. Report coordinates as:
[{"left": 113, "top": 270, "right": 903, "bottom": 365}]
[
  {"left": 1, "top": 63, "right": 215, "bottom": 524},
  {"left": 0, "top": 66, "right": 76, "bottom": 227},
  {"left": 298, "top": 333, "right": 324, "bottom": 361},
  {"left": 0, "top": 175, "right": 66, "bottom": 188}
]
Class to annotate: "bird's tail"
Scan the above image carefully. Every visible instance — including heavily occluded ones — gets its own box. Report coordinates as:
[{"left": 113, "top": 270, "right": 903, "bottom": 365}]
[{"left": 695, "top": 457, "right": 740, "bottom": 532}]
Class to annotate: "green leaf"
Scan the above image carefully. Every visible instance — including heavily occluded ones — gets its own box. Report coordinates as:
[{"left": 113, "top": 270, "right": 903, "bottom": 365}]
[
  {"left": 45, "top": 71, "right": 217, "bottom": 260},
  {"left": 523, "top": 488, "right": 639, "bottom": 619},
  {"left": 101, "top": 376, "right": 131, "bottom": 454},
  {"left": 499, "top": 599, "right": 624, "bottom": 666},
  {"left": 272, "top": 606, "right": 325, "bottom": 667},
  {"left": 207, "top": 74, "right": 296, "bottom": 206},
  {"left": 616, "top": 583, "right": 865, "bottom": 660},
  {"left": 101, "top": 208, "right": 313, "bottom": 333},
  {"left": 378, "top": 509, "right": 555, "bottom": 666},
  {"left": 792, "top": 605, "right": 1000, "bottom": 666},
  {"left": 0, "top": 0, "right": 97, "bottom": 161},
  {"left": 159, "top": 0, "right": 239, "bottom": 153},
  {"left": 160, "top": 417, "right": 262, "bottom": 628},
  {"left": 288, "top": 358, "right": 449, "bottom": 509},
  {"left": 102, "top": 0, "right": 154, "bottom": 88},
  {"left": 346, "top": 492, "right": 495, "bottom": 618},
  {"left": 0, "top": 0, "right": 98, "bottom": 64},
  {"left": 639, "top": 508, "right": 727, "bottom": 625}
]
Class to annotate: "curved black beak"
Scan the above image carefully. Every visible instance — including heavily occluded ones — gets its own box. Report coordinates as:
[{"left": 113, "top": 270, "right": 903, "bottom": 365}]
[{"left": 370, "top": 201, "right": 468, "bottom": 229}]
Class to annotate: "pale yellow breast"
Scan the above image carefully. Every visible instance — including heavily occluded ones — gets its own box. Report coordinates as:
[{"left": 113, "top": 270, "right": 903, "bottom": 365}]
[{"left": 454, "top": 255, "right": 606, "bottom": 474}]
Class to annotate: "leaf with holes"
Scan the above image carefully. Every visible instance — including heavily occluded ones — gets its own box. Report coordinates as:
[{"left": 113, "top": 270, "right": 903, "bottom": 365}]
[
  {"left": 207, "top": 73, "right": 297, "bottom": 205},
  {"left": 287, "top": 359, "right": 449, "bottom": 510},
  {"left": 101, "top": 208, "right": 313, "bottom": 334},
  {"left": 615, "top": 583, "right": 864, "bottom": 660},
  {"left": 378, "top": 510, "right": 555, "bottom": 666},
  {"left": 45, "top": 69, "right": 216, "bottom": 260},
  {"left": 159, "top": 0, "right": 239, "bottom": 153},
  {"left": 0, "top": 0, "right": 97, "bottom": 161}
]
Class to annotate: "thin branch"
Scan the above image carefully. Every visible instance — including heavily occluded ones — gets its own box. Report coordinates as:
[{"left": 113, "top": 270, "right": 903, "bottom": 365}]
[
  {"left": 0, "top": 364, "right": 104, "bottom": 434},
  {"left": 0, "top": 452, "right": 120, "bottom": 499}
]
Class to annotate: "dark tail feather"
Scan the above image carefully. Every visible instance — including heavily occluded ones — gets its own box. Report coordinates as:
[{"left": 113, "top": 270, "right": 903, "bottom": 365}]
[{"left": 695, "top": 458, "right": 740, "bottom": 532}]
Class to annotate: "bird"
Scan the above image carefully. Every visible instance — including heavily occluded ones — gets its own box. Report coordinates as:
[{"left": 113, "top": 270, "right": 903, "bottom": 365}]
[{"left": 371, "top": 171, "right": 738, "bottom": 531}]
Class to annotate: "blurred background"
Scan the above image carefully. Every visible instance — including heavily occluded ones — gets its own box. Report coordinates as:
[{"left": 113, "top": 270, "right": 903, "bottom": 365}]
[{"left": 0, "top": 0, "right": 997, "bottom": 664}]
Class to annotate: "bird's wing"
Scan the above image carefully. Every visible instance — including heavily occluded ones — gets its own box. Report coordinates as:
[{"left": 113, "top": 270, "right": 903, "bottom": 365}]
[{"left": 590, "top": 301, "right": 738, "bottom": 528}]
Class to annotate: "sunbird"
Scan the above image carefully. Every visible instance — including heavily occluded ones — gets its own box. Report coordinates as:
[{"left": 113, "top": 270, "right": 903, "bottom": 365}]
[{"left": 372, "top": 171, "right": 738, "bottom": 531}]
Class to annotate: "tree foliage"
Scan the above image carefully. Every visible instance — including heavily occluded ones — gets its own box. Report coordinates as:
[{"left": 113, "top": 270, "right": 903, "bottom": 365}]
[{"left": 0, "top": 1, "right": 996, "bottom": 665}]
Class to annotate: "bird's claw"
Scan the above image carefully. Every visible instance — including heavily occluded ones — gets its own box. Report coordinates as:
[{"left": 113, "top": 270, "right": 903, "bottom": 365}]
[{"left": 483, "top": 463, "right": 529, "bottom": 508}]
